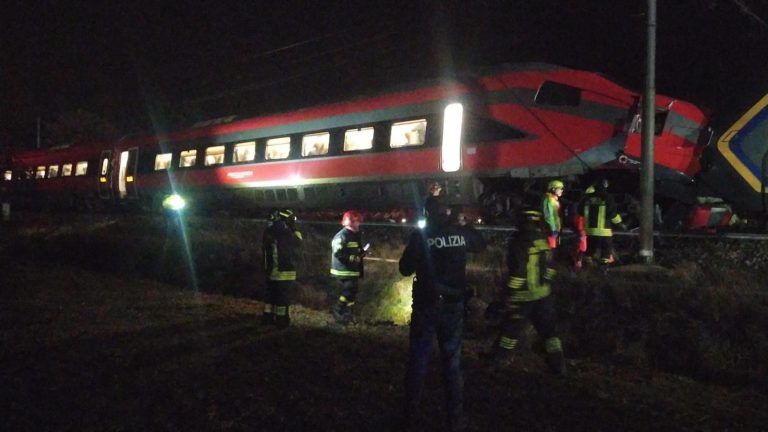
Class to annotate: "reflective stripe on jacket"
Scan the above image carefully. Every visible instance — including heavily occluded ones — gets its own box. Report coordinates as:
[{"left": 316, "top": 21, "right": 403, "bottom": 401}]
[
  {"left": 506, "top": 237, "right": 555, "bottom": 302},
  {"left": 330, "top": 228, "right": 363, "bottom": 278},
  {"left": 581, "top": 193, "right": 622, "bottom": 237},
  {"left": 262, "top": 221, "right": 302, "bottom": 281}
]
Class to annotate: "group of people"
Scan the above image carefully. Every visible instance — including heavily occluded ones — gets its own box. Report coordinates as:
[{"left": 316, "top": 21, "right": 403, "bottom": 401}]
[
  {"left": 542, "top": 177, "right": 624, "bottom": 270},
  {"left": 257, "top": 177, "right": 622, "bottom": 431}
]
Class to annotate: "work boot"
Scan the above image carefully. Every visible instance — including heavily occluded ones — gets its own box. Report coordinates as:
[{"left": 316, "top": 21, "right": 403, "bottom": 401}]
[{"left": 546, "top": 351, "right": 566, "bottom": 376}]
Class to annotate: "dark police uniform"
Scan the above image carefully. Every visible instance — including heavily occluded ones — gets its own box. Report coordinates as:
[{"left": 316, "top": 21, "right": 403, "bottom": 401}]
[
  {"left": 399, "top": 208, "right": 485, "bottom": 431},
  {"left": 262, "top": 212, "right": 302, "bottom": 328}
]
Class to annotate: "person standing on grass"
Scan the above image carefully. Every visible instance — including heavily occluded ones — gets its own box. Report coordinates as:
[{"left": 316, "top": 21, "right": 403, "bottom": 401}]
[
  {"left": 542, "top": 179, "right": 565, "bottom": 250},
  {"left": 398, "top": 198, "right": 485, "bottom": 431},
  {"left": 330, "top": 210, "right": 365, "bottom": 325},
  {"left": 482, "top": 208, "right": 565, "bottom": 375},
  {"left": 261, "top": 208, "right": 302, "bottom": 328}
]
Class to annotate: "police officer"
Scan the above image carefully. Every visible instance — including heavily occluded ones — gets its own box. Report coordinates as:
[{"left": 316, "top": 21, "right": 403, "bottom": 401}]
[
  {"left": 261, "top": 208, "right": 303, "bottom": 328},
  {"left": 484, "top": 208, "right": 565, "bottom": 375},
  {"left": 578, "top": 178, "right": 623, "bottom": 267},
  {"left": 330, "top": 210, "right": 365, "bottom": 325},
  {"left": 399, "top": 199, "right": 485, "bottom": 431},
  {"left": 542, "top": 179, "right": 564, "bottom": 249}
]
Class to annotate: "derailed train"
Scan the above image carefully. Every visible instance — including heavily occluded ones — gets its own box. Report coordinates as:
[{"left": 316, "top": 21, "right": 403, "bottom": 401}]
[{"left": 1, "top": 63, "right": 764, "bottom": 226}]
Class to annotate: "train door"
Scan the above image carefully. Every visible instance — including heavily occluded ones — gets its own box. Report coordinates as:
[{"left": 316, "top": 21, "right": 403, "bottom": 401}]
[
  {"left": 117, "top": 148, "right": 138, "bottom": 199},
  {"left": 98, "top": 150, "right": 113, "bottom": 199}
]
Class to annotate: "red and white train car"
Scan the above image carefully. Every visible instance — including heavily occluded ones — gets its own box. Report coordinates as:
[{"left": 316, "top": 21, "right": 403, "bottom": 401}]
[{"left": 2, "top": 63, "right": 709, "bottom": 220}]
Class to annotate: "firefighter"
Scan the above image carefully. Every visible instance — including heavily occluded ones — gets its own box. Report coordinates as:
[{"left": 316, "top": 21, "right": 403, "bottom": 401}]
[
  {"left": 483, "top": 208, "right": 566, "bottom": 375},
  {"left": 261, "top": 208, "right": 303, "bottom": 328},
  {"left": 578, "top": 178, "right": 623, "bottom": 267},
  {"left": 399, "top": 198, "right": 486, "bottom": 431},
  {"left": 542, "top": 179, "right": 564, "bottom": 249},
  {"left": 330, "top": 210, "right": 365, "bottom": 325},
  {"left": 572, "top": 184, "right": 594, "bottom": 271}
]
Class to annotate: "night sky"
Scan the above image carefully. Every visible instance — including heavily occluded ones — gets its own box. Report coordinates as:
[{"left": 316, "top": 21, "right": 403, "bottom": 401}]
[{"left": 2, "top": 0, "right": 767, "bottom": 148}]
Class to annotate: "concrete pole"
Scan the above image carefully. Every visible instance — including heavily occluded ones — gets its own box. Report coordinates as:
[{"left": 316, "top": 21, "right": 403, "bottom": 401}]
[{"left": 639, "top": 0, "right": 656, "bottom": 264}]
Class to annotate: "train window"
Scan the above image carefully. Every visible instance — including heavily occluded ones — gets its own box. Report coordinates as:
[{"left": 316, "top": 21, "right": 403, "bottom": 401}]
[
  {"left": 234, "top": 141, "right": 256, "bottom": 163},
  {"left": 75, "top": 161, "right": 88, "bottom": 176},
  {"left": 266, "top": 137, "right": 291, "bottom": 160},
  {"left": 390, "top": 119, "right": 427, "bottom": 147},
  {"left": 179, "top": 149, "right": 197, "bottom": 168},
  {"left": 35, "top": 166, "right": 46, "bottom": 179},
  {"left": 655, "top": 111, "right": 669, "bottom": 135},
  {"left": 4, "top": 170, "right": 12, "bottom": 181},
  {"left": 62, "top": 164, "right": 73, "bottom": 176},
  {"left": 344, "top": 127, "right": 374, "bottom": 151},
  {"left": 302, "top": 132, "right": 330, "bottom": 156},
  {"left": 535, "top": 81, "right": 581, "bottom": 107},
  {"left": 155, "top": 153, "right": 172, "bottom": 170},
  {"left": 463, "top": 115, "right": 527, "bottom": 143},
  {"left": 204, "top": 145, "right": 225, "bottom": 166},
  {"left": 48, "top": 165, "right": 60, "bottom": 178}
]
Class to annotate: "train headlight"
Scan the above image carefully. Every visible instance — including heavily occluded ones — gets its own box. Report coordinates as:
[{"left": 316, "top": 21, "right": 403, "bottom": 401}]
[{"left": 441, "top": 103, "right": 463, "bottom": 172}]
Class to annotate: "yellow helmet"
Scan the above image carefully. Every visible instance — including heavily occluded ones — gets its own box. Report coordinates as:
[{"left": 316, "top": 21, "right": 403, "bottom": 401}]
[{"left": 548, "top": 179, "right": 565, "bottom": 191}]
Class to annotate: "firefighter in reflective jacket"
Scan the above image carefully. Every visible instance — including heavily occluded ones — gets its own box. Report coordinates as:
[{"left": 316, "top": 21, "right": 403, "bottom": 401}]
[
  {"left": 542, "top": 179, "right": 564, "bottom": 249},
  {"left": 577, "top": 179, "right": 623, "bottom": 266},
  {"left": 261, "top": 208, "right": 303, "bottom": 328},
  {"left": 330, "top": 210, "right": 365, "bottom": 325},
  {"left": 484, "top": 209, "right": 565, "bottom": 375}
]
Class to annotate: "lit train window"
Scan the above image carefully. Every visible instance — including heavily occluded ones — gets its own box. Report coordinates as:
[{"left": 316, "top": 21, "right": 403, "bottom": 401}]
[
  {"left": 35, "top": 166, "right": 46, "bottom": 179},
  {"left": 3, "top": 170, "right": 11, "bottom": 181},
  {"left": 48, "top": 165, "right": 60, "bottom": 178},
  {"left": 62, "top": 164, "right": 73, "bottom": 176},
  {"left": 204, "top": 145, "right": 225, "bottom": 166},
  {"left": 179, "top": 149, "right": 197, "bottom": 167},
  {"left": 344, "top": 127, "right": 374, "bottom": 151},
  {"left": 302, "top": 132, "right": 330, "bottom": 156},
  {"left": 234, "top": 141, "right": 256, "bottom": 163},
  {"left": 390, "top": 119, "right": 427, "bottom": 147},
  {"left": 154, "top": 153, "right": 172, "bottom": 170},
  {"left": 75, "top": 161, "right": 88, "bottom": 176},
  {"left": 266, "top": 137, "right": 291, "bottom": 160}
]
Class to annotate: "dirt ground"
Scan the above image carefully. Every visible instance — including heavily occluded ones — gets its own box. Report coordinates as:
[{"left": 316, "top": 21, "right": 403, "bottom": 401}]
[{"left": 2, "top": 256, "right": 767, "bottom": 432}]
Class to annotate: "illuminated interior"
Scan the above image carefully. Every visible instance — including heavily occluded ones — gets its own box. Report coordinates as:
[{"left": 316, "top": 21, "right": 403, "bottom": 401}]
[{"left": 390, "top": 119, "right": 427, "bottom": 148}]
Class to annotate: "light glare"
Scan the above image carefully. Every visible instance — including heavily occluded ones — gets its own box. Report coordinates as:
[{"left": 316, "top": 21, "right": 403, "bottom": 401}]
[{"left": 441, "top": 103, "right": 463, "bottom": 172}]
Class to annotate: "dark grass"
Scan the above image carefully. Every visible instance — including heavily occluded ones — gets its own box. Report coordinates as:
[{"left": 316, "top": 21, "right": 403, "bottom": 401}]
[{"left": 1, "top": 214, "right": 768, "bottom": 430}]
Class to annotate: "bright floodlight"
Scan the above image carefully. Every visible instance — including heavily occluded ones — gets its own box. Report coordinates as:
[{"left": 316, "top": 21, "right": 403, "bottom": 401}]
[
  {"left": 165, "top": 194, "right": 186, "bottom": 211},
  {"left": 441, "top": 103, "right": 463, "bottom": 172}
]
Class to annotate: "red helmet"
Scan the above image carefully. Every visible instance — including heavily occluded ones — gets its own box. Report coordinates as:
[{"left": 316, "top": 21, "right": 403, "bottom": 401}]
[{"left": 341, "top": 210, "right": 363, "bottom": 227}]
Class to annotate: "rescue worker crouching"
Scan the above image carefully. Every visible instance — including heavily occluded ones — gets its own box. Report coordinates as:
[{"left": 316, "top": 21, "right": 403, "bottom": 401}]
[
  {"left": 483, "top": 208, "right": 566, "bottom": 376},
  {"left": 261, "top": 208, "right": 303, "bottom": 328},
  {"left": 399, "top": 198, "right": 486, "bottom": 431},
  {"left": 542, "top": 179, "right": 565, "bottom": 249},
  {"left": 577, "top": 178, "right": 624, "bottom": 267},
  {"left": 330, "top": 210, "right": 366, "bottom": 325}
]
